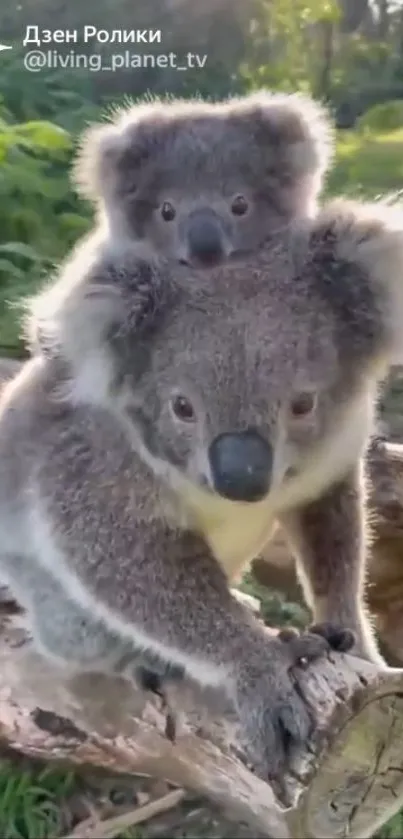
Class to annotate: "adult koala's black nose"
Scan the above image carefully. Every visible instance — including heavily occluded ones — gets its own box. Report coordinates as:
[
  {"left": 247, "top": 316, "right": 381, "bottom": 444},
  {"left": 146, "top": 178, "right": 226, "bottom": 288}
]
[
  {"left": 209, "top": 430, "right": 272, "bottom": 503},
  {"left": 187, "top": 213, "right": 224, "bottom": 266}
]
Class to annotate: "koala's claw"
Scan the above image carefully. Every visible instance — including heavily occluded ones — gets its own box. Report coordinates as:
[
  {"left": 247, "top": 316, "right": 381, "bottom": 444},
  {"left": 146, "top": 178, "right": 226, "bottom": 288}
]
[
  {"left": 136, "top": 666, "right": 178, "bottom": 742},
  {"left": 279, "top": 625, "right": 332, "bottom": 664},
  {"left": 136, "top": 666, "right": 165, "bottom": 697},
  {"left": 308, "top": 621, "right": 356, "bottom": 653}
]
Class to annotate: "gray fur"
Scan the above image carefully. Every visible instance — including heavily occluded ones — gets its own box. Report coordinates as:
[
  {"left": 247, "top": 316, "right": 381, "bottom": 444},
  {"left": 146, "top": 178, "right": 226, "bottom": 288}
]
[
  {"left": 2, "top": 197, "right": 403, "bottom": 776},
  {"left": 72, "top": 91, "right": 334, "bottom": 264}
]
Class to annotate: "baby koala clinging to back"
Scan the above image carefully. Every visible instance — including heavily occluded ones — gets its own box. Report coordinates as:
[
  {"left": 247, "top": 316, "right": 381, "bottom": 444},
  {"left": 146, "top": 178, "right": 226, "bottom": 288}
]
[{"left": 72, "top": 89, "right": 333, "bottom": 265}]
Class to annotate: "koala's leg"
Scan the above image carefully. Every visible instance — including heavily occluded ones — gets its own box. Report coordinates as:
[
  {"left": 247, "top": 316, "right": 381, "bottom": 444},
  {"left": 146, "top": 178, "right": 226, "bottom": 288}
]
[
  {"left": 279, "top": 466, "right": 384, "bottom": 665},
  {"left": 0, "top": 553, "right": 178, "bottom": 693}
]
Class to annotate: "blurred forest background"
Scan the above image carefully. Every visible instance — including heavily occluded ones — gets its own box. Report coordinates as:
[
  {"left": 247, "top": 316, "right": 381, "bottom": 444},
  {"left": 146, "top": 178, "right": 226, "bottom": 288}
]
[{"left": 0, "top": 1, "right": 403, "bottom": 837}]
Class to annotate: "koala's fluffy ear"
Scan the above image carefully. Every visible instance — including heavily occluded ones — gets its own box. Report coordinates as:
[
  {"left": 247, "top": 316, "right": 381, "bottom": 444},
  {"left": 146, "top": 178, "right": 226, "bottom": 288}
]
[
  {"left": 72, "top": 120, "right": 126, "bottom": 205},
  {"left": 72, "top": 103, "right": 162, "bottom": 205},
  {"left": 305, "top": 198, "right": 403, "bottom": 364},
  {"left": 25, "top": 238, "right": 173, "bottom": 397},
  {"left": 228, "top": 91, "right": 334, "bottom": 211}
]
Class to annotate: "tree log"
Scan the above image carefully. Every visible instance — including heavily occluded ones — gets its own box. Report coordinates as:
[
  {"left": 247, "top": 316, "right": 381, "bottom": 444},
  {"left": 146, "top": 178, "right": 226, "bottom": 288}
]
[{"left": 0, "top": 608, "right": 402, "bottom": 838}]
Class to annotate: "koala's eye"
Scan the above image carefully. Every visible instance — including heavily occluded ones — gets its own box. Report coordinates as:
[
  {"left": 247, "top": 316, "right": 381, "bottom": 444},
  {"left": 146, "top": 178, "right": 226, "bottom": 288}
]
[
  {"left": 231, "top": 194, "right": 249, "bottom": 216},
  {"left": 289, "top": 392, "right": 317, "bottom": 420},
  {"left": 171, "top": 394, "right": 196, "bottom": 423},
  {"left": 161, "top": 201, "right": 176, "bottom": 222}
]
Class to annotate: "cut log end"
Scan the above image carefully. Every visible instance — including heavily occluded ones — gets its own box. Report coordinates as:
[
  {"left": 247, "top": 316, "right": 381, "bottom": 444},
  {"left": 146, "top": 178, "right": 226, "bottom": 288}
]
[{"left": 0, "top": 609, "right": 403, "bottom": 838}]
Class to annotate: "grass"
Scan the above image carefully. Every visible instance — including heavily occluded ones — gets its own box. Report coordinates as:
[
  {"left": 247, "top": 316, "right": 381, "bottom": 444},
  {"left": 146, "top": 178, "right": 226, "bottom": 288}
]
[
  {"left": 0, "top": 758, "right": 148, "bottom": 838},
  {"left": 0, "top": 760, "right": 76, "bottom": 838}
]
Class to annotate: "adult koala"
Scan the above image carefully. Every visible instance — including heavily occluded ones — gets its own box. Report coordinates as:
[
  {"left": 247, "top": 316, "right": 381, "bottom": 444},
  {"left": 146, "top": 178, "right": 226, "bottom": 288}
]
[{"left": 1, "top": 196, "right": 402, "bottom": 776}]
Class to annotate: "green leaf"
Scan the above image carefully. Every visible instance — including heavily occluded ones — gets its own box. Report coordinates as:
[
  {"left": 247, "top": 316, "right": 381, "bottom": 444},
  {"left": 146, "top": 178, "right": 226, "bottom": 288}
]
[
  {"left": 0, "top": 260, "right": 26, "bottom": 279},
  {"left": 0, "top": 242, "right": 41, "bottom": 261},
  {"left": 13, "top": 121, "right": 72, "bottom": 151}
]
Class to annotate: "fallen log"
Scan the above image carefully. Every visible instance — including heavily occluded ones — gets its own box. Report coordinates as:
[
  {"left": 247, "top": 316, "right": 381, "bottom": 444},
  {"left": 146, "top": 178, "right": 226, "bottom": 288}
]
[{"left": 1, "top": 607, "right": 403, "bottom": 838}]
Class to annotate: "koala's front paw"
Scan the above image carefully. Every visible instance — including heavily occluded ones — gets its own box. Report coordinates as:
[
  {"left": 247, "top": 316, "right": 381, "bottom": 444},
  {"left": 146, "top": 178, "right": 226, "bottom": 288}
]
[{"left": 236, "top": 628, "right": 333, "bottom": 781}]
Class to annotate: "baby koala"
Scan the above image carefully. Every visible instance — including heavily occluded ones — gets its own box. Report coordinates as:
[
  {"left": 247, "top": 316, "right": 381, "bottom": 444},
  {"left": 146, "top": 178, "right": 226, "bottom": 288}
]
[{"left": 73, "top": 89, "right": 333, "bottom": 266}]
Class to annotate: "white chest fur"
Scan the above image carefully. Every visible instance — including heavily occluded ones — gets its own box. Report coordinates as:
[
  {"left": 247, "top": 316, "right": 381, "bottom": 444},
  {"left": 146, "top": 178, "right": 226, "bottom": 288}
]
[{"left": 176, "top": 382, "right": 377, "bottom": 580}]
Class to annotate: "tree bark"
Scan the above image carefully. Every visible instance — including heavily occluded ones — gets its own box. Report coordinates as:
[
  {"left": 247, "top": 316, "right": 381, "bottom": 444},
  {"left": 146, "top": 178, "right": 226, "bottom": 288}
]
[{"left": 0, "top": 607, "right": 403, "bottom": 839}]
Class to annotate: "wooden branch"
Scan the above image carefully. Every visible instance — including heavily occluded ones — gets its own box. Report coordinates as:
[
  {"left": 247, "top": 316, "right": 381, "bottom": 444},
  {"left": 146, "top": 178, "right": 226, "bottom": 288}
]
[{"left": 0, "top": 608, "right": 403, "bottom": 838}]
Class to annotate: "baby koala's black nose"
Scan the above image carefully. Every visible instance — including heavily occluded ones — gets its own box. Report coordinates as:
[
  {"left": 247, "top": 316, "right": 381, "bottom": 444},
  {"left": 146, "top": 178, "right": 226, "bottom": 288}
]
[
  {"left": 209, "top": 429, "right": 272, "bottom": 503},
  {"left": 187, "top": 214, "right": 224, "bottom": 267}
]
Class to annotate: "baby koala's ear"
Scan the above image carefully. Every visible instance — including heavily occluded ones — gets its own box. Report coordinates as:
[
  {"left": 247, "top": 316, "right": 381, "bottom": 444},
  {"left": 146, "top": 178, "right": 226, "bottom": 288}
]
[
  {"left": 72, "top": 102, "right": 165, "bottom": 206},
  {"left": 304, "top": 197, "right": 403, "bottom": 365},
  {"left": 228, "top": 90, "right": 334, "bottom": 212},
  {"left": 72, "top": 119, "right": 127, "bottom": 205}
]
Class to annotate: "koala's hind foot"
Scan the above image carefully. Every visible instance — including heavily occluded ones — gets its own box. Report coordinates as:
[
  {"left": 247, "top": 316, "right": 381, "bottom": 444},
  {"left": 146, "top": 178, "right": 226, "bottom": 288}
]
[
  {"left": 135, "top": 662, "right": 185, "bottom": 742},
  {"left": 308, "top": 622, "right": 355, "bottom": 653},
  {"left": 280, "top": 470, "right": 385, "bottom": 666},
  {"left": 237, "top": 625, "right": 344, "bottom": 782}
]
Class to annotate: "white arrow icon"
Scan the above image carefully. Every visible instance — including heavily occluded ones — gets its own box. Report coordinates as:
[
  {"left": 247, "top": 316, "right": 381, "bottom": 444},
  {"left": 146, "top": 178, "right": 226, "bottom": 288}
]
[{"left": 0, "top": 44, "right": 12, "bottom": 52}]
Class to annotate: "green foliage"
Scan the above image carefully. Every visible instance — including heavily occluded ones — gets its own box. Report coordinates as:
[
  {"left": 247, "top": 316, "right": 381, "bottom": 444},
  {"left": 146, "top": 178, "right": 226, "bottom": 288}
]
[
  {"left": 357, "top": 100, "right": 403, "bottom": 134},
  {"left": 0, "top": 48, "right": 103, "bottom": 131},
  {"left": 0, "top": 108, "right": 91, "bottom": 354},
  {"left": 380, "top": 812, "right": 403, "bottom": 839},
  {"left": 0, "top": 760, "right": 75, "bottom": 839},
  {"left": 239, "top": 0, "right": 340, "bottom": 93},
  {"left": 239, "top": 571, "right": 310, "bottom": 628},
  {"left": 327, "top": 128, "right": 403, "bottom": 198}
]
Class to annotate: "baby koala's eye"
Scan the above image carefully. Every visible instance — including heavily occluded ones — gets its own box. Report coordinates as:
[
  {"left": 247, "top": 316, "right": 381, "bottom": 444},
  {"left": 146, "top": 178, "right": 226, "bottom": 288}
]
[
  {"left": 171, "top": 394, "right": 196, "bottom": 423},
  {"left": 231, "top": 194, "right": 249, "bottom": 216},
  {"left": 161, "top": 201, "right": 176, "bottom": 222},
  {"left": 289, "top": 391, "right": 317, "bottom": 420}
]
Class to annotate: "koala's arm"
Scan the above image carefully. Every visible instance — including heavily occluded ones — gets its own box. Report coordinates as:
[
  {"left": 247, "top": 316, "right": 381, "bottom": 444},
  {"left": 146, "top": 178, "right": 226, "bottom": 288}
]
[{"left": 279, "top": 465, "right": 383, "bottom": 665}]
